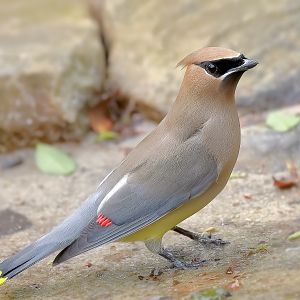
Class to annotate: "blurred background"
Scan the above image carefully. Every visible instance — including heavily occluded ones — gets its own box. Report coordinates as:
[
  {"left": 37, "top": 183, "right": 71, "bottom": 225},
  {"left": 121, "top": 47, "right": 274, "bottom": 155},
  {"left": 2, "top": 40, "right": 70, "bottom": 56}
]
[{"left": 0, "top": 1, "right": 300, "bottom": 299}]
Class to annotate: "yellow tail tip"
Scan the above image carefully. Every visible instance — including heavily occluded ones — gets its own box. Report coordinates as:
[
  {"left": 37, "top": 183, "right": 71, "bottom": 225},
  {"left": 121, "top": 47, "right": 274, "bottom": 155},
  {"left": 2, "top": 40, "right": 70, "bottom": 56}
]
[
  {"left": 0, "top": 271, "right": 8, "bottom": 285},
  {"left": 0, "top": 277, "right": 7, "bottom": 285}
]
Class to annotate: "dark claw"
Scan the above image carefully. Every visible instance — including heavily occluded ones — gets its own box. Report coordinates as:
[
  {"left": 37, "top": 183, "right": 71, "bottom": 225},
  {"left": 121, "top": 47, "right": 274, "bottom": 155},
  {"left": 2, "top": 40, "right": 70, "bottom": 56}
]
[
  {"left": 172, "top": 226, "right": 230, "bottom": 246},
  {"left": 195, "top": 236, "right": 230, "bottom": 246},
  {"left": 150, "top": 258, "right": 205, "bottom": 275},
  {"left": 170, "top": 259, "right": 205, "bottom": 270}
]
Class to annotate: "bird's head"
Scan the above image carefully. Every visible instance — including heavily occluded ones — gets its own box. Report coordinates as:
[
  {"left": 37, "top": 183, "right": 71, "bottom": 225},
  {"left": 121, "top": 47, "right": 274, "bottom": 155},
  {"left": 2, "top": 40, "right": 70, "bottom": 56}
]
[{"left": 177, "top": 47, "right": 258, "bottom": 98}]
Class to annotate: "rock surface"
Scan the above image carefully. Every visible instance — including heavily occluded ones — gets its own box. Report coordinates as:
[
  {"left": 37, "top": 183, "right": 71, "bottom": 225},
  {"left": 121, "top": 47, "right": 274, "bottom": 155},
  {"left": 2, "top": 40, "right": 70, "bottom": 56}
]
[
  {"left": 0, "top": 121, "right": 299, "bottom": 299},
  {"left": 0, "top": 0, "right": 106, "bottom": 152},
  {"left": 100, "top": 0, "right": 300, "bottom": 119},
  {"left": 239, "top": 124, "right": 300, "bottom": 171}
]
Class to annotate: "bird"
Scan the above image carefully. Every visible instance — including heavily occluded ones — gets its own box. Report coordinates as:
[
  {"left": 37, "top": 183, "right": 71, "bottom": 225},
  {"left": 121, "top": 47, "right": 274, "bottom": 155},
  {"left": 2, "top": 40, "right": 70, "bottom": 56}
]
[{"left": 0, "top": 47, "right": 258, "bottom": 284}]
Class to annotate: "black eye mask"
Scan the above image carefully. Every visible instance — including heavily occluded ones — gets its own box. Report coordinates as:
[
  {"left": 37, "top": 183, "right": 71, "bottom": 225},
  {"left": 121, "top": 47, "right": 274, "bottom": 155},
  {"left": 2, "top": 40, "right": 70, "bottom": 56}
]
[{"left": 195, "top": 54, "right": 246, "bottom": 78}]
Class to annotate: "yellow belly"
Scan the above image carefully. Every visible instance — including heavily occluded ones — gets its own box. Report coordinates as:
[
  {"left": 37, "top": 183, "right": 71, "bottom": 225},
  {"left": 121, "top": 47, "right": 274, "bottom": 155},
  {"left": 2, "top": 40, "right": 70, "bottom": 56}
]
[{"left": 122, "top": 167, "right": 232, "bottom": 242}]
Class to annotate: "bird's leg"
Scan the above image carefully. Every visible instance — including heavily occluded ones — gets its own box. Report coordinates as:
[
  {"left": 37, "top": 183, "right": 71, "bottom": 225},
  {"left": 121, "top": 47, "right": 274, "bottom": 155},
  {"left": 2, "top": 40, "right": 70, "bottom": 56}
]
[
  {"left": 172, "top": 226, "right": 229, "bottom": 246},
  {"left": 144, "top": 239, "right": 203, "bottom": 273}
]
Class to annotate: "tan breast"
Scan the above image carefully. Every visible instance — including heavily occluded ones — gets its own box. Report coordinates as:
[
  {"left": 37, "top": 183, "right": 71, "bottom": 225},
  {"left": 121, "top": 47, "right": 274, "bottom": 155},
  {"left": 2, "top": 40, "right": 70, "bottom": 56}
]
[
  {"left": 202, "top": 104, "right": 241, "bottom": 176},
  {"left": 123, "top": 109, "right": 240, "bottom": 242}
]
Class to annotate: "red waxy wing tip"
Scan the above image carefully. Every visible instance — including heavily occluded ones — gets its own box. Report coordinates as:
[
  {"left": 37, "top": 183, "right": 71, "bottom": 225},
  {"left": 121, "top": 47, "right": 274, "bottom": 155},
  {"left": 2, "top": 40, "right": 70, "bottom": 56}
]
[{"left": 96, "top": 213, "right": 113, "bottom": 227}]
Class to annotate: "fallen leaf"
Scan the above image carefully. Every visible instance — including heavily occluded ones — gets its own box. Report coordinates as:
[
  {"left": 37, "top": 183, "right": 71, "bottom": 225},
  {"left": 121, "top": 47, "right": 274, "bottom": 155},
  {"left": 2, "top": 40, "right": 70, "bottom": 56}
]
[
  {"left": 288, "top": 231, "right": 300, "bottom": 241},
  {"left": 273, "top": 177, "right": 297, "bottom": 189},
  {"left": 35, "top": 143, "right": 76, "bottom": 176},
  {"left": 227, "top": 278, "right": 241, "bottom": 290},
  {"left": 97, "top": 130, "right": 119, "bottom": 142},
  {"left": 256, "top": 243, "right": 269, "bottom": 253},
  {"left": 230, "top": 171, "right": 247, "bottom": 179},
  {"left": 243, "top": 193, "right": 252, "bottom": 200},
  {"left": 266, "top": 111, "right": 300, "bottom": 132},
  {"left": 202, "top": 227, "right": 218, "bottom": 235},
  {"left": 272, "top": 170, "right": 298, "bottom": 189},
  {"left": 88, "top": 103, "right": 113, "bottom": 133},
  {"left": 246, "top": 243, "right": 269, "bottom": 256},
  {"left": 86, "top": 261, "right": 93, "bottom": 268},
  {"left": 186, "top": 287, "right": 231, "bottom": 300},
  {"left": 225, "top": 266, "right": 234, "bottom": 274}
]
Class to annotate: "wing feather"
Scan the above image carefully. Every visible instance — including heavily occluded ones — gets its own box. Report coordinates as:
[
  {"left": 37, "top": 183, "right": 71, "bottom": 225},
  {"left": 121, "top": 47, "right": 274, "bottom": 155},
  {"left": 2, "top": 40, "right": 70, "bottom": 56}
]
[{"left": 54, "top": 135, "right": 218, "bottom": 264}]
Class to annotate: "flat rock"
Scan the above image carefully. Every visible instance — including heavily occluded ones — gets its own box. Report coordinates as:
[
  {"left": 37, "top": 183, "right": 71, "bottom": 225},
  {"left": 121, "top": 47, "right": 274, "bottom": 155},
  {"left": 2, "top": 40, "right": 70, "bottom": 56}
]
[
  {"left": 97, "top": 0, "right": 300, "bottom": 120},
  {"left": 239, "top": 124, "right": 300, "bottom": 172},
  {"left": 0, "top": 0, "right": 106, "bottom": 152},
  {"left": 0, "top": 122, "right": 299, "bottom": 299}
]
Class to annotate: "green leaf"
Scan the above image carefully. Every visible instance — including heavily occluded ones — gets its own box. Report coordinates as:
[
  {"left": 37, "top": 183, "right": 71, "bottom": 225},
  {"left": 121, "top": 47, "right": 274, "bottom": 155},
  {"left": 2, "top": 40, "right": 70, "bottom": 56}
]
[
  {"left": 246, "top": 243, "right": 269, "bottom": 256},
  {"left": 288, "top": 231, "right": 300, "bottom": 241},
  {"left": 97, "top": 130, "right": 119, "bottom": 142},
  {"left": 230, "top": 171, "right": 247, "bottom": 179},
  {"left": 266, "top": 111, "right": 300, "bottom": 132},
  {"left": 187, "top": 288, "right": 231, "bottom": 300},
  {"left": 35, "top": 143, "right": 76, "bottom": 176},
  {"left": 256, "top": 243, "right": 269, "bottom": 252}
]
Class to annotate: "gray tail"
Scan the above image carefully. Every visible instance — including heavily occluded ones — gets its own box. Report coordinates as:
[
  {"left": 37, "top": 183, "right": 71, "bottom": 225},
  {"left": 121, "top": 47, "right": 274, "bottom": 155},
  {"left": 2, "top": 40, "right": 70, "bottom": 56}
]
[
  {"left": 0, "top": 238, "right": 71, "bottom": 279},
  {"left": 0, "top": 192, "right": 99, "bottom": 279}
]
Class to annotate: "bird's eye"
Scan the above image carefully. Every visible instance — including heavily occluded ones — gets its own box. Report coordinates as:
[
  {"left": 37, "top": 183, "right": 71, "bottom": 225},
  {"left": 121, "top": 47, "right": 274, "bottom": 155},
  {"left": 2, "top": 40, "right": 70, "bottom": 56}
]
[{"left": 205, "top": 63, "right": 218, "bottom": 74}]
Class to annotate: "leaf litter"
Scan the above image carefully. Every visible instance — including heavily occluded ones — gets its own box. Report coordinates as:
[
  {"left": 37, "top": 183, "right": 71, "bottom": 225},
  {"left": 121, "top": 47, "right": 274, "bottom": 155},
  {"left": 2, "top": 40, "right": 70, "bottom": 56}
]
[
  {"left": 35, "top": 143, "right": 76, "bottom": 176},
  {"left": 87, "top": 91, "right": 140, "bottom": 143},
  {"left": 272, "top": 161, "right": 298, "bottom": 189},
  {"left": 266, "top": 111, "right": 300, "bottom": 132}
]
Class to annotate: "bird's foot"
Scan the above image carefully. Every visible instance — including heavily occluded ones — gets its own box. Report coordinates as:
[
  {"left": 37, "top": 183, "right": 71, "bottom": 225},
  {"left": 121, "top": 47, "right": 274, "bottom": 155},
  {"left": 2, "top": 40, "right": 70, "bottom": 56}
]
[
  {"left": 158, "top": 248, "right": 205, "bottom": 271},
  {"left": 145, "top": 239, "right": 204, "bottom": 276},
  {"left": 173, "top": 226, "right": 229, "bottom": 246},
  {"left": 170, "top": 258, "right": 205, "bottom": 270},
  {"left": 194, "top": 234, "right": 229, "bottom": 246},
  {"left": 150, "top": 258, "right": 204, "bottom": 276}
]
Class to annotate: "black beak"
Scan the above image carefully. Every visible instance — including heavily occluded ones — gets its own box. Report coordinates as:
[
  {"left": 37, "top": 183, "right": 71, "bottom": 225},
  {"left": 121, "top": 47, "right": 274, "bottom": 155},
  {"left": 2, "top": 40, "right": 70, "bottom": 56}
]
[
  {"left": 237, "top": 58, "right": 259, "bottom": 72},
  {"left": 222, "top": 56, "right": 258, "bottom": 80}
]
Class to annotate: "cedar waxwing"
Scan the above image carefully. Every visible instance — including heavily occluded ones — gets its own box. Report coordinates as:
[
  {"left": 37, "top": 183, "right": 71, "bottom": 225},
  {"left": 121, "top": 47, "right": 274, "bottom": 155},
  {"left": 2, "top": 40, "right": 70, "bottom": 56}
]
[{"left": 0, "top": 47, "right": 258, "bottom": 284}]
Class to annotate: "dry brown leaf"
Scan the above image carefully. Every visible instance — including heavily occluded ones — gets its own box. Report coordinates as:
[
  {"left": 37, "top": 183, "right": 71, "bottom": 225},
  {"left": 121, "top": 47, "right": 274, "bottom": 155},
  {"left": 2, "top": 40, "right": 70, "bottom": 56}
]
[
  {"left": 226, "top": 266, "right": 234, "bottom": 274},
  {"left": 272, "top": 172, "right": 298, "bottom": 189},
  {"left": 85, "top": 261, "right": 93, "bottom": 268},
  {"left": 88, "top": 102, "right": 113, "bottom": 133},
  {"left": 227, "top": 278, "right": 241, "bottom": 290},
  {"left": 243, "top": 193, "right": 252, "bottom": 200},
  {"left": 272, "top": 161, "right": 299, "bottom": 189},
  {"left": 202, "top": 227, "right": 218, "bottom": 235}
]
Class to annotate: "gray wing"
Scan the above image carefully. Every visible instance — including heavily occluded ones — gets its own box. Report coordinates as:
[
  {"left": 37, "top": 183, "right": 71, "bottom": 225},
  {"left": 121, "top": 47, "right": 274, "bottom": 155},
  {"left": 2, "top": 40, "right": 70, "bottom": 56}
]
[{"left": 53, "top": 136, "right": 218, "bottom": 264}]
